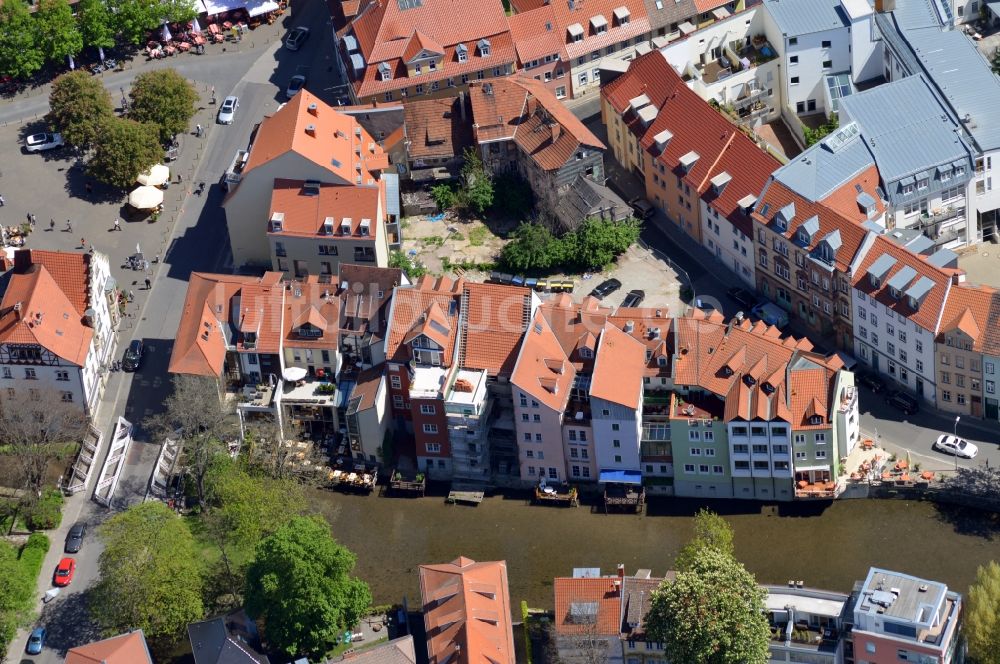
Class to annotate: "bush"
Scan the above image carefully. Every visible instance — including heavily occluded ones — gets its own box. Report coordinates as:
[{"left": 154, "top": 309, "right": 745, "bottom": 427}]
[
  {"left": 431, "top": 184, "right": 457, "bottom": 211},
  {"left": 500, "top": 217, "right": 641, "bottom": 273},
  {"left": 389, "top": 250, "right": 427, "bottom": 279},
  {"left": 21, "top": 532, "right": 50, "bottom": 562},
  {"left": 803, "top": 113, "right": 838, "bottom": 147},
  {"left": 25, "top": 489, "right": 63, "bottom": 531}
]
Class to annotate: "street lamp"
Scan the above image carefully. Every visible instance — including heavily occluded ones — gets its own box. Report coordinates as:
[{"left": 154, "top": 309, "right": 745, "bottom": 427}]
[{"left": 954, "top": 415, "right": 961, "bottom": 472}]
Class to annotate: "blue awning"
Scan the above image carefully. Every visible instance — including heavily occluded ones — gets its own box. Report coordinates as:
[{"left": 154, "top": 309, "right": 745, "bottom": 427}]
[{"left": 599, "top": 470, "right": 642, "bottom": 485}]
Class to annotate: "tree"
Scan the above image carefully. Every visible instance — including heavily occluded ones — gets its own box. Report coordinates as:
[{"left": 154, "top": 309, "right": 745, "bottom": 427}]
[
  {"left": 129, "top": 69, "right": 199, "bottom": 143},
  {"left": 458, "top": 148, "right": 493, "bottom": 216},
  {"left": 87, "top": 116, "right": 162, "bottom": 188},
  {"left": 967, "top": 561, "right": 1000, "bottom": 663},
  {"left": 150, "top": 375, "right": 238, "bottom": 504},
  {"left": 106, "top": 0, "right": 161, "bottom": 45},
  {"left": 48, "top": 71, "right": 114, "bottom": 149},
  {"left": 500, "top": 222, "right": 562, "bottom": 272},
  {"left": 202, "top": 455, "right": 305, "bottom": 597},
  {"left": 76, "top": 0, "right": 116, "bottom": 59},
  {"left": 91, "top": 502, "right": 203, "bottom": 645},
  {"left": 646, "top": 547, "right": 770, "bottom": 664},
  {"left": 674, "top": 508, "right": 735, "bottom": 572},
  {"left": 388, "top": 250, "right": 428, "bottom": 279},
  {"left": 492, "top": 172, "right": 534, "bottom": 218},
  {"left": 161, "top": 0, "right": 199, "bottom": 23},
  {"left": 0, "top": 389, "right": 88, "bottom": 534},
  {"left": 35, "top": 0, "right": 82, "bottom": 65},
  {"left": 573, "top": 216, "right": 641, "bottom": 270},
  {"left": 431, "top": 183, "right": 457, "bottom": 211},
  {"left": 245, "top": 516, "right": 371, "bottom": 658},
  {"left": 0, "top": 0, "right": 43, "bottom": 80}
]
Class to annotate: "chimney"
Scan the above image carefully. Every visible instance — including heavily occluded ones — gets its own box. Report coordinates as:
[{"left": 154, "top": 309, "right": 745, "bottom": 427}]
[
  {"left": 458, "top": 90, "right": 467, "bottom": 122},
  {"left": 305, "top": 124, "right": 316, "bottom": 136},
  {"left": 13, "top": 248, "right": 31, "bottom": 272},
  {"left": 874, "top": 0, "right": 896, "bottom": 10},
  {"left": 551, "top": 123, "right": 561, "bottom": 141},
  {"left": 307, "top": 103, "right": 319, "bottom": 116},
  {"left": 617, "top": 563, "right": 625, "bottom": 579}
]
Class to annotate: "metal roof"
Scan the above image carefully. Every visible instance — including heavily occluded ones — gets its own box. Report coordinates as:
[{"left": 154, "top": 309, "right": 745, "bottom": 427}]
[
  {"left": 887, "top": 265, "right": 918, "bottom": 291},
  {"left": 383, "top": 172, "right": 400, "bottom": 217},
  {"left": 868, "top": 254, "right": 897, "bottom": 280},
  {"left": 772, "top": 129, "right": 874, "bottom": 202},
  {"left": 763, "top": 0, "right": 849, "bottom": 36},
  {"left": 905, "top": 275, "right": 936, "bottom": 301},
  {"left": 838, "top": 75, "right": 970, "bottom": 182}
]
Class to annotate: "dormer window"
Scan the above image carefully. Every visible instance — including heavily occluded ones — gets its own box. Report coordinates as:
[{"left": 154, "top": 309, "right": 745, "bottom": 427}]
[
  {"left": 613, "top": 5, "right": 630, "bottom": 24},
  {"left": 797, "top": 229, "right": 808, "bottom": 245},
  {"left": 908, "top": 296, "right": 919, "bottom": 310},
  {"left": 889, "top": 286, "right": 900, "bottom": 300},
  {"left": 456, "top": 43, "right": 468, "bottom": 62},
  {"left": 579, "top": 347, "right": 593, "bottom": 358},
  {"left": 761, "top": 382, "right": 775, "bottom": 395},
  {"left": 298, "top": 324, "right": 323, "bottom": 338},
  {"left": 809, "top": 415, "right": 823, "bottom": 425},
  {"left": 590, "top": 15, "right": 608, "bottom": 33},
  {"left": 818, "top": 243, "right": 833, "bottom": 262},
  {"left": 567, "top": 22, "right": 584, "bottom": 42},
  {"left": 378, "top": 62, "right": 392, "bottom": 81},
  {"left": 477, "top": 38, "right": 491, "bottom": 57},
  {"left": 870, "top": 275, "right": 880, "bottom": 289}
]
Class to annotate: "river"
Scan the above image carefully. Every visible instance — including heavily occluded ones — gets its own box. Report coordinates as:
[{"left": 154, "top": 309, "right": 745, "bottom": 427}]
[{"left": 313, "top": 490, "right": 1000, "bottom": 609}]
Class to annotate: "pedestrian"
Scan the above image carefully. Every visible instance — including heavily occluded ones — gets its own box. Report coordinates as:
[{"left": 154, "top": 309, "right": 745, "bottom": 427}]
[
  {"left": 195, "top": 123, "right": 203, "bottom": 137},
  {"left": 85, "top": 182, "right": 93, "bottom": 195},
  {"left": 113, "top": 218, "right": 121, "bottom": 231},
  {"left": 0, "top": 194, "right": 6, "bottom": 206},
  {"left": 25, "top": 213, "right": 31, "bottom": 224},
  {"left": 127, "top": 290, "right": 134, "bottom": 302},
  {"left": 49, "top": 219, "right": 55, "bottom": 232},
  {"left": 30, "top": 214, "right": 36, "bottom": 227},
  {"left": 66, "top": 219, "right": 72, "bottom": 232},
  {"left": 144, "top": 277, "right": 151, "bottom": 290},
  {"left": 80, "top": 237, "right": 86, "bottom": 249}
]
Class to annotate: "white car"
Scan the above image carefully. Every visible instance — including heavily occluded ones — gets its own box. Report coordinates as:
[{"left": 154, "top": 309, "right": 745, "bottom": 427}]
[
  {"left": 217, "top": 96, "right": 239, "bottom": 125},
  {"left": 24, "top": 132, "right": 64, "bottom": 153},
  {"left": 286, "top": 74, "right": 306, "bottom": 99},
  {"left": 284, "top": 26, "right": 310, "bottom": 51},
  {"left": 933, "top": 434, "right": 978, "bottom": 459}
]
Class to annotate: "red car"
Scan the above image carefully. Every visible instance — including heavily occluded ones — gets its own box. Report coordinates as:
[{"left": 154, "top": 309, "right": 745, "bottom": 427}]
[{"left": 53, "top": 557, "right": 76, "bottom": 587}]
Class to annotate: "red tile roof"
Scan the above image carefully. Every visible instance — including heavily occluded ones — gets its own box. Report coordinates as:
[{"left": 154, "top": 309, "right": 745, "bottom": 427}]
[
  {"left": 591, "top": 321, "right": 645, "bottom": 409},
  {"left": 419, "top": 557, "right": 516, "bottom": 664},
  {"left": 385, "top": 276, "right": 463, "bottom": 364},
  {"left": 242, "top": 91, "right": 383, "bottom": 184},
  {"left": 852, "top": 235, "right": 958, "bottom": 333},
  {"left": 268, "top": 178, "right": 382, "bottom": 240},
  {"left": 511, "top": 0, "right": 650, "bottom": 63},
  {"left": 403, "top": 96, "right": 474, "bottom": 162},
  {"left": 470, "top": 76, "right": 604, "bottom": 171},
  {"left": 507, "top": 6, "right": 564, "bottom": 63},
  {"left": 15, "top": 250, "right": 90, "bottom": 315},
  {"left": 603, "top": 51, "right": 763, "bottom": 205},
  {"left": 284, "top": 280, "right": 343, "bottom": 351},
  {"left": 936, "top": 283, "right": 996, "bottom": 350},
  {"left": 751, "top": 178, "right": 869, "bottom": 273},
  {"left": 511, "top": 310, "right": 577, "bottom": 411},
  {"left": 553, "top": 576, "right": 622, "bottom": 637},
  {"left": 66, "top": 631, "right": 153, "bottom": 664},
  {"left": 700, "top": 127, "right": 781, "bottom": 238},
  {"left": 0, "top": 264, "right": 93, "bottom": 367},
  {"left": 461, "top": 281, "right": 532, "bottom": 376},
  {"left": 818, "top": 165, "right": 887, "bottom": 223},
  {"left": 346, "top": 0, "right": 515, "bottom": 98}
]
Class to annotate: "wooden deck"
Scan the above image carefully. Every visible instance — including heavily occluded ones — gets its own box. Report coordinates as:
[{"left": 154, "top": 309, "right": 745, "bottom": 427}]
[
  {"left": 604, "top": 484, "right": 645, "bottom": 513},
  {"left": 533, "top": 485, "right": 579, "bottom": 507},
  {"left": 330, "top": 464, "right": 378, "bottom": 493},
  {"left": 389, "top": 469, "right": 426, "bottom": 496},
  {"left": 447, "top": 490, "right": 485, "bottom": 505}
]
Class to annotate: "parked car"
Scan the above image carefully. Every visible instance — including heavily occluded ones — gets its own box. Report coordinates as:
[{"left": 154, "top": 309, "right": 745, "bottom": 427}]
[
  {"left": 53, "top": 557, "right": 76, "bottom": 587},
  {"left": 933, "top": 434, "right": 978, "bottom": 459},
  {"left": 750, "top": 301, "right": 789, "bottom": 327},
  {"left": 26, "top": 627, "right": 46, "bottom": 655},
  {"left": 621, "top": 289, "right": 645, "bottom": 308},
  {"left": 726, "top": 286, "right": 756, "bottom": 310},
  {"left": 217, "top": 95, "right": 239, "bottom": 124},
  {"left": 856, "top": 372, "right": 886, "bottom": 393},
  {"left": 65, "top": 523, "right": 85, "bottom": 553},
  {"left": 122, "top": 339, "right": 143, "bottom": 372},
  {"left": 286, "top": 74, "right": 306, "bottom": 99},
  {"left": 284, "top": 26, "right": 310, "bottom": 51},
  {"left": 24, "top": 132, "right": 64, "bottom": 153},
  {"left": 590, "top": 278, "right": 622, "bottom": 300},
  {"left": 628, "top": 197, "right": 655, "bottom": 219},
  {"left": 884, "top": 390, "right": 919, "bottom": 415}
]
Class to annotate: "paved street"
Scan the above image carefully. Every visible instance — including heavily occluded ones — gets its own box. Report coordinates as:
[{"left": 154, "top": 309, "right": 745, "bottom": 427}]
[{"left": 3, "top": 0, "right": 343, "bottom": 660}]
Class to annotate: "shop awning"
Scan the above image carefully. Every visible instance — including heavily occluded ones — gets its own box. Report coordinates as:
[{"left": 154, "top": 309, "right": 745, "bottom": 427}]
[
  {"left": 712, "top": 6, "right": 730, "bottom": 19},
  {"left": 599, "top": 470, "right": 642, "bottom": 485},
  {"left": 678, "top": 21, "right": 697, "bottom": 34},
  {"left": 246, "top": 0, "right": 279, "bottom": 16},
  {"left": 200, "top": 0, "right": 245, "bottom": 15}
]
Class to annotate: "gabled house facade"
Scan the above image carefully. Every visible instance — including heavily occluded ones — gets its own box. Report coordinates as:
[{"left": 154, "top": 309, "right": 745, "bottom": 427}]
[{"left": 933, "top": 284, "right": 996, "bottom": 418}]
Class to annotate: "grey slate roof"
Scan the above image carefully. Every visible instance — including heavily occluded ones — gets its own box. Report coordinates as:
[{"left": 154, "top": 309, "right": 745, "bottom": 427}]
[
  {"left": 554, "top": 175, "right": 631, "bottom": 231},
  {"left": 641, "top": 0, "right": 698, "bottom": 33},
  {"left": 838, "top": 75, "right": 971, "bottom": 182},
  {"left": 763, "top": 0, "right": 849, "bottom": 36},
  {"left": 772, "top": 125, "right": 875, "bottom": 202},
  {"left": 329, "top": 636, "right": 417, "bottom": 663},
  {"left": 188, "top": 613, "right": 269, "bottom": 664}
]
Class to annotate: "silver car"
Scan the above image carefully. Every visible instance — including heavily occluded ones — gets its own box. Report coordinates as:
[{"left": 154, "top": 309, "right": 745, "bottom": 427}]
[
  {"left": 25, "top": 132, "right": 64, "bottom": 152},
  {"left": 286, "top": 74, "right": 306, "bottom": 99},
  {"left": 284, "top": 26, "right": 310, "bottom": 51},
  {"left": 933, "top": 434, "right": 978, "bottom": 459},
  {"left": 217, "top": 95, "right": 239, "bottom": 125}
]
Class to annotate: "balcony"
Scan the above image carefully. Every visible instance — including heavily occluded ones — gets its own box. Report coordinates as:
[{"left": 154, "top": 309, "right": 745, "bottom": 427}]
[
  {"left": 769, "top": 621, "right": 840, "bottom": 655},
  {"left": 838, "top": 386, "right": 857, "bottom": 413},
  {"left": 353, "top": 250, "right": 376, "bottom": 263},
  {"left": 223, "top": 149, "right": 249, "bottom": 190},
  {"left": 564, "top": 399, "right": 591, "bottom": 424}
]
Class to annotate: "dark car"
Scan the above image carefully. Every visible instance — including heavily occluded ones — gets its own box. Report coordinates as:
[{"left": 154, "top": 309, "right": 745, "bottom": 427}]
[
  {"left": 856, "top": 372, "right": 886, "bottom": 393},
  {"left": 621, "top": 289, "right": 645, "bottom": 308},
  {"left": 727, "top": 286, "right": 756, "bottom": 310},
  {"left": 26, "top": 627, "right": 45, "bottom": 655},
  {"left": 590, "top": 278, "right": 622, "bottom": 300},
  {"left": 65, "top": 523, "right": 85, "bottom": 553},
  {"left": 122, "top": 339, "right": 143, "bottom": 372},
  {"left": 885, "top": 390, "right": 919, "bottom": 415}
]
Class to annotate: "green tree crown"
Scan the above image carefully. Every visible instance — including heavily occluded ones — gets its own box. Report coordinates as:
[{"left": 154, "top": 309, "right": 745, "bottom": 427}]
[{"left": 128, "top": 69, "right": 199, "bottom": 143}]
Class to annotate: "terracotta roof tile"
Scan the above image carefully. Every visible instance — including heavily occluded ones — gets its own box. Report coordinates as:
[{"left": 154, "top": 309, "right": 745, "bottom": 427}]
[
  {"left": 700, "top": 129, "right": 780, "bottom": 238},
  {"left": 403, "top": 96, "right": 474, "bottom": 162},
  {"left": 268, "top": 178, "right": 382, "bottom": 240},
  {"left": 66, "top": 631, "right": 153, "bottom": 664},
  {"left": 515, "top": 0, "right": 650, "bottom": 62},
  {"left": 591, "top": 321, "right": 645, "bottom": 409},
  {"left": 338, "top": 264, "right": 404, "bottom": 342},
  {"left": 419, "top": 557, "right": 516, "bottom": 664},
  {"left": 507, "top": 6, "right": 564, "bottom": 63},
  {"left": 511, "top": 310, "right": 576, "bottom": 410},
  {"left": 852, "top": 234, "right": 957, "bottom": 333},
  {"left": 553, "top": 576, "right": 621, "bottom": 637},
  {"left": 284, "top": 280, "right": 342, "bottom": 351},
  {"left": 818, "top": 165, "right": 887, "bottom": 223},
  {"left": 936, "top": 283, "right": 996, "bottom": 350},
  {"left": 16, "top": 250, "right": 90, "bottom": 315},
  {"left": 331, "top": 636, "right": 416, "bottom": 663},
  {"left": 982, "top": 292, "right": 1000, "bottom": 355},
  {"left": 242, "top": 91, "right": 383, "bottom": 184},
  {"left": 461, "top": 281, "right": 532, "bottom": 376},
  {"left": 385, "top": 276, "right": 463, "bottom": 364}
]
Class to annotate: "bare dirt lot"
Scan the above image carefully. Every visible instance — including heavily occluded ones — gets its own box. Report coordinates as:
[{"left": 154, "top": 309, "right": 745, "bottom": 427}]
[{"left": 956, "top": 242, "right": 1000, "bottom": 288}]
